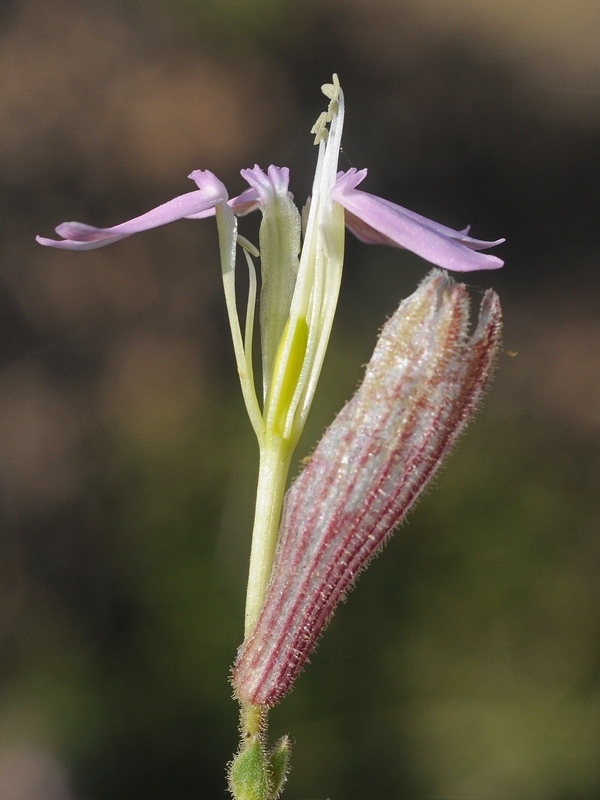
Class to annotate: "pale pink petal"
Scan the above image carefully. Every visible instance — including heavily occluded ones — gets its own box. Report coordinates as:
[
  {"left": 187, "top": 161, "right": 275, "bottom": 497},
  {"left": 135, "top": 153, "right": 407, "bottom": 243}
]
[
  {"left": 36, "top": 170, "right": 228, "bottom": 250},
  {"left": 184, "top": 184, "right": 262, "bottom": 220},
  {"left": 332, "top": 169, "right": 504, "bottom": 272},
  {"left": 240, "top": 165, "right": 292, "bottom": 202},
  {"left": 183, "top": 165, "right": 292, "bottom": 221}
]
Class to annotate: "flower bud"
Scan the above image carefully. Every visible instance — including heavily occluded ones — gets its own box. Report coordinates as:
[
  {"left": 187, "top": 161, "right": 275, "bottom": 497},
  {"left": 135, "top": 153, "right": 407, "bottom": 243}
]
[{"left": 233, "top": 269, "right": 502, "bottom": 707}]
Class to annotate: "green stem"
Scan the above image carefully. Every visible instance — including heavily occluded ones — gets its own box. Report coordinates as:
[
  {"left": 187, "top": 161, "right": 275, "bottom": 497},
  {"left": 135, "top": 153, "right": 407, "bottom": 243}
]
[
  {"left": 241, "top": 704, "right": 266, "bottom": 739},
  {"left": 244, "top": 436, "right": 292, "bottom": 636}
]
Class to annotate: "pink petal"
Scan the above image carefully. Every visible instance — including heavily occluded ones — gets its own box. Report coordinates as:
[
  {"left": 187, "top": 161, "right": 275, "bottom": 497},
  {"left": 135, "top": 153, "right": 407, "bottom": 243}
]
[
  {"left": 332, "top": 169, "right": 504, "bottom": 272},
  {"left": 240, "top": 165, "right": 292, "bottom": 202},
  {"left": 185, "top": 166, "right": 292, "bottom": 221},
  {"left": 183, "top": 184, "right": 262, "bottom": 220},
  {"left": 36, "top": 170, "right": 228, "bottom": 250}
]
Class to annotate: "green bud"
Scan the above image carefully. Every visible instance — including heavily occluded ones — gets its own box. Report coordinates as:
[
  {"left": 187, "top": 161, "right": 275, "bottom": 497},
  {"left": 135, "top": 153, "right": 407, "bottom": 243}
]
[
  {"left": 228, "top": 735, "right": 269, "bottom": 800},
  {"left": 268, "top": 735, "right": 291, "bottom": 799}
]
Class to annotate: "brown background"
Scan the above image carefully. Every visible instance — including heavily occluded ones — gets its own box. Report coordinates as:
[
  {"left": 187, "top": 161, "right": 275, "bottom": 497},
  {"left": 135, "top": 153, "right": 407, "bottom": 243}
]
[{"left": 1, "top": 1, "right": 599, "bottom": 798}]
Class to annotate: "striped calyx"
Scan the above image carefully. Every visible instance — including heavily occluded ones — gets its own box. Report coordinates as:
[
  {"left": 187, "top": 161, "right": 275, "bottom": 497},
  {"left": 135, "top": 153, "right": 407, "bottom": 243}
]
[{"left": 233, "top": 269, "right": 502, "bottom": 707}]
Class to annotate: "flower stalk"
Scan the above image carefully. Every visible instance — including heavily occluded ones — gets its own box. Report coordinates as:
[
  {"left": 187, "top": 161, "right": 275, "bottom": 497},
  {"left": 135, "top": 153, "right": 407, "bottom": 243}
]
[{"left": 244, "top": 438, "right": 292, "bottom": 636}]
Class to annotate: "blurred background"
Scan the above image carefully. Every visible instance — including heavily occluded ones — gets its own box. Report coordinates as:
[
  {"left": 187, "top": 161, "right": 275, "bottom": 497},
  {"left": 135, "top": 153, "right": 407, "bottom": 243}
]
[{"left": 1, "top": 0, "right": 599, "bottom": 798}]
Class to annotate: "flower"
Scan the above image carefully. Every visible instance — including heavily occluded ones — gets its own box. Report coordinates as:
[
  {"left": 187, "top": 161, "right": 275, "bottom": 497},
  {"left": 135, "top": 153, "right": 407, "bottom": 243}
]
[
  {"left": 37, "top": 76, "right": 503, "bottom": 447},
  {"left": 37, "top": 75, "right": 504, "bottom": 642},
  {"left": 36, "top": 144, "right": 504, "bottom": 270},
  {"left": 232, "top": 269, "right": 502, "bottom": 708}
]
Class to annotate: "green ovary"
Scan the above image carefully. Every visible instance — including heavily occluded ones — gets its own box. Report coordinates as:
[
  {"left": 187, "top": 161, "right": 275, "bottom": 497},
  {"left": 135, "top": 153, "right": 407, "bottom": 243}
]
[{"left": 265, "top": 315, "right": 308, "bottom": 439}]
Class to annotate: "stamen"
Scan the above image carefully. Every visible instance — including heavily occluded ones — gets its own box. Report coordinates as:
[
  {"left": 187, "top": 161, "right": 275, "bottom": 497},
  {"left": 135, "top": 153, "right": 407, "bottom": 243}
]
[
  {"left": 310, "top": 111, "right": 330, "bottom": 144},
  {"left": 310, "top": 73, "right": 341, "bottom": 144},
  {"left": 321, "top": 73, "right": 340, "bottom": 104}
]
